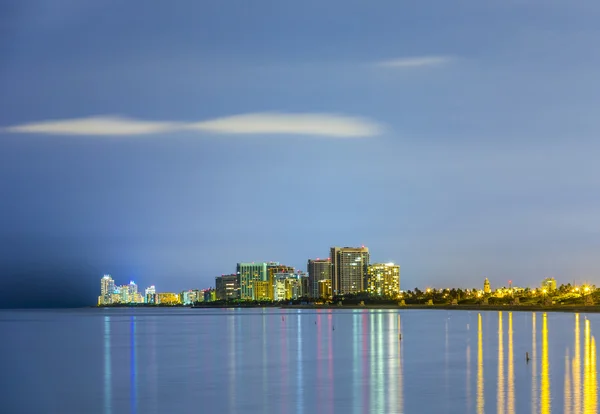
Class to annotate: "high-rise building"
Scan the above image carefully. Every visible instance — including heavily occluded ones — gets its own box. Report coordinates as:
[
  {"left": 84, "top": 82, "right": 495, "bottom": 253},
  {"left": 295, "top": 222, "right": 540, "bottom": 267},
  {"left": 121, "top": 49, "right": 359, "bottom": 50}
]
[
  {"left": 127, "top": 281, "right": 138, "bottom": 300},
  {"left": 307, "top": 259, "right": 332, "bottom": 298},
  {"left": 237, "top": 262, "right": 280, "bottom": 300},
  {"left": 100, "top": 275, "right": 115, "bottom": 305},
  {"left": 330, "top": 246, "right": 370, "bottom": 295},
  {"left": 145, "top": 285, "right": 156, "bottom": 304},
  {"left": 215, "top": 274, "right": 240, "bottom": 300},
  {"left": 367, "top": 263, "right": 400, "bottom": 297}
]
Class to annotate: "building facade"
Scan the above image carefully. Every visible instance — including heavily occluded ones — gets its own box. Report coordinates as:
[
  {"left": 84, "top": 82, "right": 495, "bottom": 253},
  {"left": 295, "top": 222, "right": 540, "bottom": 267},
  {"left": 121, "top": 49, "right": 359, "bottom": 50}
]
[
  {"left": 215, "top": 274, "right": 241, "bottom": 300},
  {"left": 145, "top": 285, "right": 156, "bottom": 304},
  {"left": 157, "top": 292, "right": 180, "bottom": 305},
  {"left": 307, "top": 259, "right": 332, "bottom": 298},
  {"left": 367, "top": 263, "right": 400, "bottom": 297},
  {"left": 100, "top": 275, "right": 115, "bottom": 305},
  {"left": 237, "top": 262, "right": 280, "bottom": 300},
  {"left": 330, "top": 246, "right": 370, "bottom": 295}
]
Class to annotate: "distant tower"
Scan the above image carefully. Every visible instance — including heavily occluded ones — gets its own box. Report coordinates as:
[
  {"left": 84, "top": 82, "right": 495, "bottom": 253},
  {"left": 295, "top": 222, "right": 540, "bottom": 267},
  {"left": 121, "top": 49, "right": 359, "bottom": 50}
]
[
  {"left": 307, "top": 258, "right": 332, "bottom": 298},
  {"left": 100, "top": 275, "right": 115, "bottom": 305},
  {"left": 330, "top": 246, "right": 370, "bottom": 295},
  {"left": 484, "top": 278, "right": 491, "bottom": 294}
]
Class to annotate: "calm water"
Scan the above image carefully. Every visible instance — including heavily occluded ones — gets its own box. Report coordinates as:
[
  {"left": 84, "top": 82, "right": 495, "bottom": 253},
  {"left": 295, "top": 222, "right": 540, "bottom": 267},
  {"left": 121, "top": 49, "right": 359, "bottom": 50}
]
[{"left": 0, "top": 308, "right": 598, "bottom": 414}]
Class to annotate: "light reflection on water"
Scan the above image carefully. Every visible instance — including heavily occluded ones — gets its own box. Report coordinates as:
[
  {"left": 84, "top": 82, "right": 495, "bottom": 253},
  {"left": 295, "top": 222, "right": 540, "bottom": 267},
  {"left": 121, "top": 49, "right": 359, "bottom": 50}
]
[{"left": 2, "top": 308, "right": 600, "bottom": 414}]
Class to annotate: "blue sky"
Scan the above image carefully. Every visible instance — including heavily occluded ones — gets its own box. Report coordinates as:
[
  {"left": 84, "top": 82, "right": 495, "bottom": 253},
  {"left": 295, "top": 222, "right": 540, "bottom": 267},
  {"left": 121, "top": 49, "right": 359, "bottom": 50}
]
[{"left": 2, "top": 0, "right": 600, "bottom": 303}]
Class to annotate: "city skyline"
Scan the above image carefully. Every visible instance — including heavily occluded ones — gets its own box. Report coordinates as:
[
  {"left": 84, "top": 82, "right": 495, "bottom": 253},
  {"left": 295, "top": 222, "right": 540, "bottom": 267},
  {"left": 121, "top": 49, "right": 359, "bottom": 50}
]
[{"left": 3, "top": 1, "right": 600, "bottom": 308}]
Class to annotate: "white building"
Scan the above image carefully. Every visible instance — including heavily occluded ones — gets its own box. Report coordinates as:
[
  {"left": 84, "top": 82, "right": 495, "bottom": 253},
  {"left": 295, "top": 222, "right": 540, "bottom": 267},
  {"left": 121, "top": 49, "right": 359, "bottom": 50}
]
[{"left": 99, "top": 275, "right": 115, "bottom": 305}]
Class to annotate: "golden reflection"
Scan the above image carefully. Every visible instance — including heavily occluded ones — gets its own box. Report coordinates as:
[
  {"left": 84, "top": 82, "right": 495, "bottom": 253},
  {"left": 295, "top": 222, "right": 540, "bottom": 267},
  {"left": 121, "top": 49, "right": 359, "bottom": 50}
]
[
  {"left": 498, "top": 312, "right": 504, "bottom": 414},
  {"left": 532, "top": 313, "right": 537, "bottom": 414},
  {"left": 104, "top": 316, "right": 111, "bottom": 414},
  {"left": 565, "top": 349, "right": 572, "bottom": 414},
  {"left": 583, "top": 319, "right": 597, "bottom": 414},
  {"left": 466, "top": 342, "right": 471, "bottom": 413},
  {"left": 591, "top": 336, "right": 597, "bottom": 414},
  {"left": 397, "top": 314, "right": 404, "bottom": 413},
  {"left": 507, "top": 312, "right": 514, "bottom": 414},
  {"left": 541, "top": 313, "right": 550, "bottom": 414},
  {"left": 574, "top": 314, "right": 582, "bottom": 414},
  {"left": 477, "top": 313, "right": 484, "bottom": 414}
]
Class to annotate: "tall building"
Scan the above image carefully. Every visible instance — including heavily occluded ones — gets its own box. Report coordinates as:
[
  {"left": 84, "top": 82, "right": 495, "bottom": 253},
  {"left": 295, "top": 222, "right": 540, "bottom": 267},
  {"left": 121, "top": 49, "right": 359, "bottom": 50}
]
[
  {"left": 330, "top": 246, "right": 370, "bottom": 295},
  {"left": 307, "top": 259, "right": 332, "bottom": 298},
  {"left": 128, "top": 281, "right": 138, "bottom": 299},
  {"left": 367, "top": 263, "right": 400, "bottom": 297},
  {"left": 237, "top": 262, "right": 280, "bottom": 300},
  {"left": 145, "top": 285, "right": 156, "bottom": 304},
  {"left": 215, "top": 274, "right": 240, "bottom": 300},
  {"left": 100, "top": 275, "right": 115, "bottom": 305}
]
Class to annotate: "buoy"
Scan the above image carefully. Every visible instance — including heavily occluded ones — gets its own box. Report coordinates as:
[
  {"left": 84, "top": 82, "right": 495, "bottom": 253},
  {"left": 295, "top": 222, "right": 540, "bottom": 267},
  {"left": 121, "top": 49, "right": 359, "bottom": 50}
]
[{"left": 526, "top": 352, "right": 530, "bottom": 363}]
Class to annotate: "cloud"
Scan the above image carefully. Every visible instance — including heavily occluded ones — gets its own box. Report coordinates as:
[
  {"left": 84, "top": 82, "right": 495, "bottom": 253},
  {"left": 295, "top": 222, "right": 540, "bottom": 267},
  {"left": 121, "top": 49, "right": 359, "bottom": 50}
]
[
  {"left": 376, "top": 56, "right": 452, "bottom": 68},
  {"left": 3, "top": 116, "right": 176, "bottom": 136},
  {"left": 2, "top": 113, "right": 383, "bottom": 138},
  {"left": 186, "top": 113, "right": 383, "bottom": 137}
]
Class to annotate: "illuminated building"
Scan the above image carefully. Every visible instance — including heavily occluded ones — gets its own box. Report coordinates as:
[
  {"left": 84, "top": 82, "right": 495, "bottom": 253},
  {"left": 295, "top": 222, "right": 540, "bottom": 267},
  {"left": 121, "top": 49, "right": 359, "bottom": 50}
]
[
  {"left": 203, "top": 289, "right": 217, "bottom": 302},
  {"left": 157, "top": 292, "right": 180, "bottom": 305},
  {"left": 144, "top": 285, "right": 156, "bottom": 304},
  {"left": 253, "top": 281, "right": 272, "bottom": 300},
  {"left": 118, "top": 285, "right": 129, "bottom": 303},
  {"left": 318, "top": 279, "right": 332, "bottom": 299},
  {"left": 182, "top": 290, "right": 201, "bottom": 305},
  {"left": 215, "top": 274, "right": 240, "bottom": 300},
  {"left": 266, "top": 265, "right": 295, "bottom": 301},
  {"left": 100, "top": 275, "right": 115, "bottom": 305},
  {"left": 541, "top": 278, "right": 557, "bottom": 292},
  {"left": 271, "top": 273, "right": 302, "bottom": 301},
  {"left": 237, "top": 262, "right": 280, "bottom": 300},
  {"left": 307, "top": 258, "right": 332, "bottom": 298},
  {"left": 330, "top": 246, "right": 370, "bottom": 295},
  {"left": 367, "top": 263, "right": 400, "bottom": 297},
  {"left": 484, "top": 278, "right": 491, "bottom": 294}
]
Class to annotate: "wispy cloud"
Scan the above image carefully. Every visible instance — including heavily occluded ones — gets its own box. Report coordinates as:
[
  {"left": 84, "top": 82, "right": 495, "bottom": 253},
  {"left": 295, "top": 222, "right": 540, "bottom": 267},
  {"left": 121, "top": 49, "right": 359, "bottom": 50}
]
[
  {"left": 375, "top": 56, "right": 452, "bottom": 68},
  {"left": 3, "top": 113, "right": 383, "bottom": 138},
  {"left": 3, "top": 116, "right": 177, "bottom": 136},
  {"left": 187, "top": 113, "right": 383, "bottom": 137}
]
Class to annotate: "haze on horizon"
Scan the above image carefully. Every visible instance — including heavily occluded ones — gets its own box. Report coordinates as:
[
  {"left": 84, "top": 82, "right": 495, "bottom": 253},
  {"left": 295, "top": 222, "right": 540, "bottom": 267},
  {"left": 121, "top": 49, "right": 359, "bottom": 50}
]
[{"left": 2, "top": 0, "right": 600, "bottom": 307}]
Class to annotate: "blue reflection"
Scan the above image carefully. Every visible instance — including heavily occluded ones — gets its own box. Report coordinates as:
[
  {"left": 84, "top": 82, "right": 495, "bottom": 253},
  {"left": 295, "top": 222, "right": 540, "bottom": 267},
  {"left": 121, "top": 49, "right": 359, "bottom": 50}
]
[
  {"left": 297, "top": 313, "right": 303, "bottom": 414},
  {"left": 397, "top": 313, "right": 404, "bottom": 414},
  {"left": 228, "top": 315, "right": 236, "bottom": 413},
  {"left": 130, "top": 316, "right": 137, "bottom": 414},
  {"left": 104, "top": 315, "right": 111, "bottom": 414},
  {"left": 352, "top": 312, "right": 361, "bottom": 414}
]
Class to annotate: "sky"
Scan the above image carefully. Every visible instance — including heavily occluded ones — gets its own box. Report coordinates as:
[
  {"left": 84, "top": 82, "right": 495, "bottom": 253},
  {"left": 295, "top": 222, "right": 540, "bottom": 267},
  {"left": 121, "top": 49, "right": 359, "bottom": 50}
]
[{"left": 2, "top": 0, "right": 600, "bottom": 306}]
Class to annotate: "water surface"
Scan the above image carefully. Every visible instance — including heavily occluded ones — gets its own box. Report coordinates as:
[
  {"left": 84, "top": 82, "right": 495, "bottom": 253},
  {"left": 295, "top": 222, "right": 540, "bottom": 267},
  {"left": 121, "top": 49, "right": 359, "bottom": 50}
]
[{"left": 0, "top": 308, "right": 597, "bottom": 413}]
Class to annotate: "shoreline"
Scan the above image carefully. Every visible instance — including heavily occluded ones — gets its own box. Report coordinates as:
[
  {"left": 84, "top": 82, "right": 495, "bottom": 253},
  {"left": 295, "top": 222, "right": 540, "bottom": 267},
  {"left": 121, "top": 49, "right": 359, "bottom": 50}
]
[{"left": 187, "top": 303, "right": 600, "bottom": 313}]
